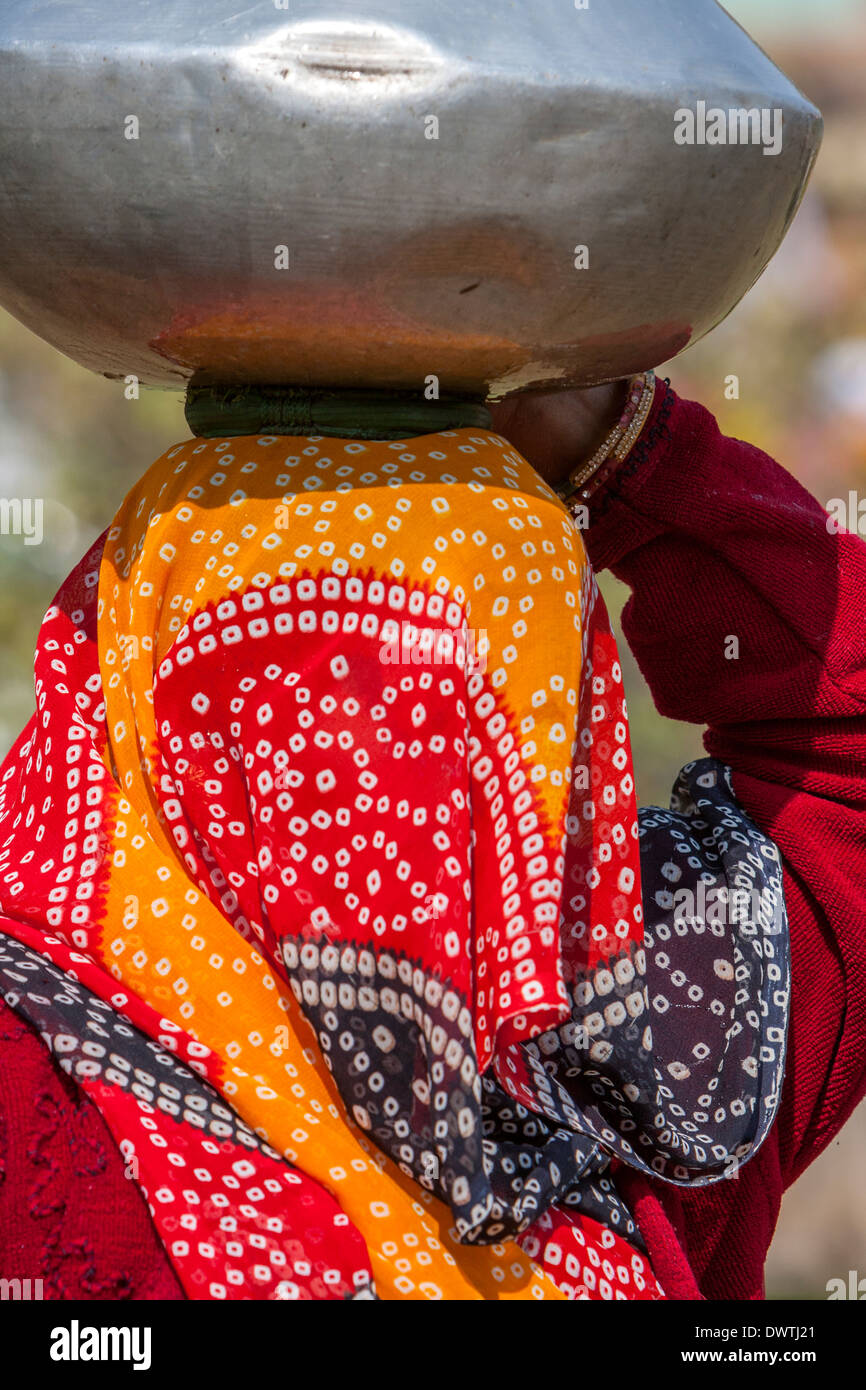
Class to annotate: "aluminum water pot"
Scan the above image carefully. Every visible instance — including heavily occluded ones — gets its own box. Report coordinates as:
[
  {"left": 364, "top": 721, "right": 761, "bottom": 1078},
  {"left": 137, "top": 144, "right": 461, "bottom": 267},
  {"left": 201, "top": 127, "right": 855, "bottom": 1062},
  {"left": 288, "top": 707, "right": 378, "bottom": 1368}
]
[{"left": 0, "top": 0, "right": 822, "bottom": 398}]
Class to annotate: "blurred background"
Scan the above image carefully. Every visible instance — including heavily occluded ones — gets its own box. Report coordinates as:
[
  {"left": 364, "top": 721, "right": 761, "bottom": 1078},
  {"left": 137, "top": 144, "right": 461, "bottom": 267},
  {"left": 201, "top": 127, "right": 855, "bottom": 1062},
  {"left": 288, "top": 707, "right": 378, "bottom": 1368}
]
[{"left": 0, "top": 0, "right": 864, "bottom": 1299}]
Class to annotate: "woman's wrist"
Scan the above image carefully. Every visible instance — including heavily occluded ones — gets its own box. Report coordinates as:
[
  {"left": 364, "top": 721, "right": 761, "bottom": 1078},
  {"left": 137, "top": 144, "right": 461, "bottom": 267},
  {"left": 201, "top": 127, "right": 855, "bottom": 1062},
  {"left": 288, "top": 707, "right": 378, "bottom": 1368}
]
[
  {"left": 554, "top": 371, "right": 657, "bottom": 518},
  {"left": 577, "top": 377, "right": 678, "bottom": 573},
  {"left": 486, "top": 373, "right": 672, "bottom": 571}
]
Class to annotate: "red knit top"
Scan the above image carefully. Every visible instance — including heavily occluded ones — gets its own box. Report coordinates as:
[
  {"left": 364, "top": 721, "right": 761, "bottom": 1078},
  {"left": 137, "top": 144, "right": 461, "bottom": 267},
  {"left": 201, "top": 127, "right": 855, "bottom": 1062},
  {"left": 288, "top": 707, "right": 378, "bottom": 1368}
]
[{"left": 2, "top": 383, "right": 864, "bottom": 1300}]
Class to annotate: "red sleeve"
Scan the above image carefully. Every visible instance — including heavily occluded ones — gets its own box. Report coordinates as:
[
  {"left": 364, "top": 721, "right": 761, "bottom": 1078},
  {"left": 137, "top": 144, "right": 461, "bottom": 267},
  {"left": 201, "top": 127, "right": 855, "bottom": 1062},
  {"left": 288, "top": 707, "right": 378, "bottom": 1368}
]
[
  {"left": 582, "top": 379, "right": 866, "bottom": 1189},
  {"left": 0, "top": 994, "right": 184, "bottom": 1299}
]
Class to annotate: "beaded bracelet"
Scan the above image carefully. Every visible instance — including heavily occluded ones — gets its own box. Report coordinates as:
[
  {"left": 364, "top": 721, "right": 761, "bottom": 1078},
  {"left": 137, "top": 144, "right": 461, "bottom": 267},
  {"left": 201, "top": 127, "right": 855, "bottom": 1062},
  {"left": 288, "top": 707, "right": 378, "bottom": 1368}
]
[{"left": 554, "top": 369, "right": 656, "bottom": 516}]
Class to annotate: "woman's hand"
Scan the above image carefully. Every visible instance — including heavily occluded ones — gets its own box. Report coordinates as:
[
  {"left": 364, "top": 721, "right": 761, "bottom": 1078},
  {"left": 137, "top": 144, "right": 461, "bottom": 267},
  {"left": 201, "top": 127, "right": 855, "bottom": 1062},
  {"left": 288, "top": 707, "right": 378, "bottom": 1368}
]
[{"left": 487, "top": 379, "right": 630, "bottom": 490}]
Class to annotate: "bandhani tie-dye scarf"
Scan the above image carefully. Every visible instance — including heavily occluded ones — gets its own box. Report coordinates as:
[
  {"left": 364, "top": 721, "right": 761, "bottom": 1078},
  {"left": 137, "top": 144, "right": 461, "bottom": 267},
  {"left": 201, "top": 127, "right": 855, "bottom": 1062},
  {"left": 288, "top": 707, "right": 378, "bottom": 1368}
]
[{"left": 0, "top": 427, "right": 789, "bottom": 1300}]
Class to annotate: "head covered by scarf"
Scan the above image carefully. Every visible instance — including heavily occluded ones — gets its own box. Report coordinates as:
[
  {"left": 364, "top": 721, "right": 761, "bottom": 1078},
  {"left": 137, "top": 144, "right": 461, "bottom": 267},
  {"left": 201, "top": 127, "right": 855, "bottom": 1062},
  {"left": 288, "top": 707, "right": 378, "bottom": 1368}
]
[{"left": 0, "top": 426, "right": 788, "bottom": 1300}]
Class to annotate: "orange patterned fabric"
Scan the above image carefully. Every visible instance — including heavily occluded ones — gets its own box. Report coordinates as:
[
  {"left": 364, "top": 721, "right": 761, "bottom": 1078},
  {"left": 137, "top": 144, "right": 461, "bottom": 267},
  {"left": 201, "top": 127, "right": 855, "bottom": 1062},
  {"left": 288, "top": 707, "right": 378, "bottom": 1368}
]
[{"left": 0, "top": 427, "right": 667, "bottom": 1299}]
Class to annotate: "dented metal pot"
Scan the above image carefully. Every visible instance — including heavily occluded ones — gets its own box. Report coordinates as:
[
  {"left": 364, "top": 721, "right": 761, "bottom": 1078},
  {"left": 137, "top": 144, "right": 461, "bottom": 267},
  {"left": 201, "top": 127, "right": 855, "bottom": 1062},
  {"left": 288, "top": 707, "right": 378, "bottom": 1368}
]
[{"left": 0, "top": 0, "right": 822, "bottom": 398}]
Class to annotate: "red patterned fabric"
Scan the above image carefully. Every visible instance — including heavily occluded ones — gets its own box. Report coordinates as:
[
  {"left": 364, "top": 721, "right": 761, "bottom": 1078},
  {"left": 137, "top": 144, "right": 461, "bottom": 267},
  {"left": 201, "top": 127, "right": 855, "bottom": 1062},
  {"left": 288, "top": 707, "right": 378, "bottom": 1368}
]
[
  {"left": 1, "top": 382, "right": 864, "bottom": 1300},
  {"left": 0, "top": 427, "right": 674, "bottom": 1301}
]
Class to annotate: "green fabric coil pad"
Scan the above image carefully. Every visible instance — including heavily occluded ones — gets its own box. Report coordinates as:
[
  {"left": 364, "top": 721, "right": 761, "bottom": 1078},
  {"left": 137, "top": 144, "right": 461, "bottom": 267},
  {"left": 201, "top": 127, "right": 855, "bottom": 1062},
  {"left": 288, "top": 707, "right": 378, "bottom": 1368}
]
[{"left": 185, "top": 384, "right": 493, "bottom": 441}]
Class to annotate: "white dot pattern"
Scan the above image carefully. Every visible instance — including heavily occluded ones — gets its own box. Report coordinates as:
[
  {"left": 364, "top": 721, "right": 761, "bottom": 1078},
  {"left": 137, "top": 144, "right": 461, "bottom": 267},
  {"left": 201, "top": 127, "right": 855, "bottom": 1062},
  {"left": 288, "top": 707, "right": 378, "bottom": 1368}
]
[{"left": 0, "top": 429, "right": 789, "bottom": 1300}]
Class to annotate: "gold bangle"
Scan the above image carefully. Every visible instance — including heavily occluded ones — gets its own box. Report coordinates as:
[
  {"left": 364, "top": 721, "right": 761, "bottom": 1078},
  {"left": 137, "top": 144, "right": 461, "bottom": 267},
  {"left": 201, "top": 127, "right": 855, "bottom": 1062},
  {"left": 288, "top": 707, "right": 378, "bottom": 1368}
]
[{"left": 557, "top": 370, "right": 656, "bottom": 505}]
